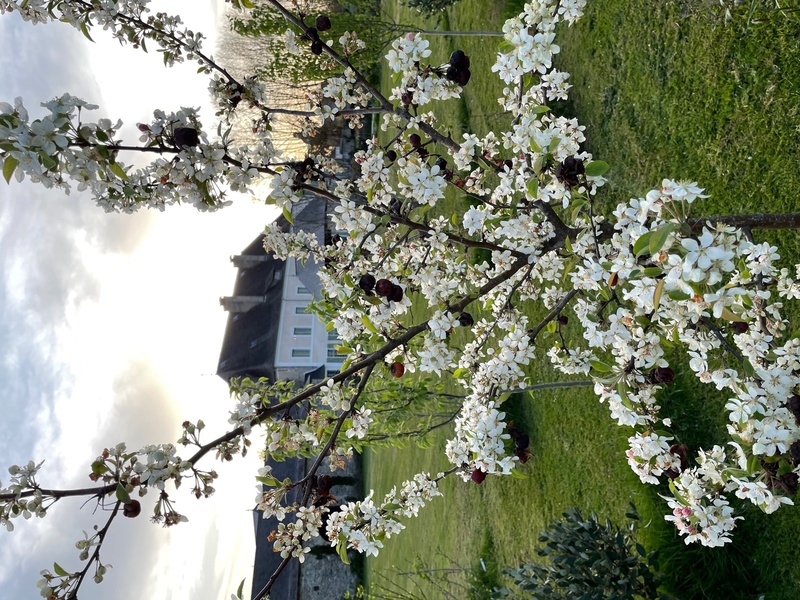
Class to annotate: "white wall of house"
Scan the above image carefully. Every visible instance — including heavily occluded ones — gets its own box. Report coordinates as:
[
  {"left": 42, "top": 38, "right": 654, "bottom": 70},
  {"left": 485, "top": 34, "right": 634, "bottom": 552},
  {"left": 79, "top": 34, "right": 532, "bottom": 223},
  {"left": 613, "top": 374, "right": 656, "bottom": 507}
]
[{"left": 274, "top": 257, "right": 343, "bottom": 378}]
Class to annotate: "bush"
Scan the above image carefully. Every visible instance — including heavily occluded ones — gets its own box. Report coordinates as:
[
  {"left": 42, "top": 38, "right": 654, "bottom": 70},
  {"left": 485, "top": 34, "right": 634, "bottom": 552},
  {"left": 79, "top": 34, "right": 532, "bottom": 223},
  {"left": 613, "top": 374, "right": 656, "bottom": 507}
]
[{"left": 494, "top": 507, "right": 665, "bottom": 600}]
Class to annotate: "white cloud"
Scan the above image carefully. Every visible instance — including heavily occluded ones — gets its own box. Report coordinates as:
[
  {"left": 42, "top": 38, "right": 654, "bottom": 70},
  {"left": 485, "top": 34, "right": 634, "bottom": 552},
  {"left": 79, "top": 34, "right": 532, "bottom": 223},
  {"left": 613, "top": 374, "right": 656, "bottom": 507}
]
[{"left": 0, "top": 1, "right": 278, "bottom": 598}]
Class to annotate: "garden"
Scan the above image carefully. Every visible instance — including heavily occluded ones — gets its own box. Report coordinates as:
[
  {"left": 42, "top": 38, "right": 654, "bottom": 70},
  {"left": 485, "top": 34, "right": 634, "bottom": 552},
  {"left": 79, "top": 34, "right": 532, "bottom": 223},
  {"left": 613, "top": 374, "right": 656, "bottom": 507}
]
[
  {"left": 363, "top": 1, "right": 800, "bottom": 599},
  {"left": 1, "top": 1, "right": 800, "bottom": 599}
]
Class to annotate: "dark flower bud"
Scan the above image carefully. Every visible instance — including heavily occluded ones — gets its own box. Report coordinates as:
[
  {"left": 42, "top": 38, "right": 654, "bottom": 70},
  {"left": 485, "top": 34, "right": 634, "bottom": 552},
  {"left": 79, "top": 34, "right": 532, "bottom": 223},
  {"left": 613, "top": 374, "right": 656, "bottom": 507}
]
[
  {"left": 669, "top": 443, "right": 690, "bottom": 470},
  {"left": 781, "top": 472, "right": 799, "bottom": 495},
  {"left": 557, "top": 315, "right": 569, "bottom": 325},
  {"left": 317, "top": 474, "right": 333, "bottom": 493},
  {"left": 358, "top": 274, "right": 376, "bottom": 293},
  {"left": 449, "top": 50, "right": 469, "bottom": 70},
  {"left": 652, "top": 367, "right": 675, "bottom": 385},
  {"left": 385, "top": 150, "right": 397, "bottom": 162},
  {"left": 375, "top": 279, "right": 393, "bottom": 297},
  {"left": 504, "top": 159, "right": 513, "bottom": 170},
  {"left": 458, "top": 312, "right": 474, "bottom": 327},
  {"left": 435, "top": 157, "right": 448, "bottom": 171},
  {"left": 471, "top": 469, "right": 486, "bottom": 484},
  {"left": 445, "top": 66, "right": 459, "bottom": 82},
  {"left": 389, "top": 283, "right": 404, "bottom": 303},
  {"left": 787, "top": 395, "right": 800, "bottom": 423},
  {"left": 315, "top": 15, "right": 331, "bottom": 31},
  {"left": 456, "top": 69, "right": 471, "bottom": 87},
  {"left": 310, "top": 39, "right": 324, "bottom": 55},
  {"left": 790, "top": 440, "right": 800, "bottom": 465},
  {"left": 555, "top": 156, "right": 585, "bottom": 188},
  {"left": 409, "top": 133, "right": 422, "bottom": 147},
  {"left": 731, "top": 321, "right": 749, "bottom": 334},
  {"left": 390, "top": 361, "right": 405, "bottom": 378},
  {"left": 401, "top": 92, "right": 413, "bottom": 106},
  {"left": 173, "top": 127, "right": 199, "bottom": 148},
  {"left": 305, "top": 27, "right": 319, "bottom": 41},
  {"left": 123, "top": 500, "right": 141, "bottom": 518}
]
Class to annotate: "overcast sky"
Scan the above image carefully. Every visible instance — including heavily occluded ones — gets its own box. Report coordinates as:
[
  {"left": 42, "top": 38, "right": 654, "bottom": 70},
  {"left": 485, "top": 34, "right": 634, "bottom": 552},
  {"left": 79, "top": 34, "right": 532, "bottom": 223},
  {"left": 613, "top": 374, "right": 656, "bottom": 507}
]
[{"left": 0, "top": 2, "right": 279, "bottom": 599}]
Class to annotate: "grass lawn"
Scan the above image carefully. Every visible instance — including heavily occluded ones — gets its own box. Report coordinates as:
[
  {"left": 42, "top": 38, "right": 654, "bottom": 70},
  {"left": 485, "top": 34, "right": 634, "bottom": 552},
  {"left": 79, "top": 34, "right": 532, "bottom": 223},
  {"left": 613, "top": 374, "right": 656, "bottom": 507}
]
[{"left": 363, "top": 1, "right": 800, "bottom": 599}]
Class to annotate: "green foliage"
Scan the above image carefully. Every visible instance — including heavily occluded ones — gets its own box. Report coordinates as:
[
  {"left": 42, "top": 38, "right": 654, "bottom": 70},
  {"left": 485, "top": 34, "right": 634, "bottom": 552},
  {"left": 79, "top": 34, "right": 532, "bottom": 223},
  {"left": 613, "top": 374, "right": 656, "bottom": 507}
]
[
  {"left": 403, "top": 0, "right": 460, "bottom": 15},
  {"left": 231, "top": 0, "right": 392, "bottom": 84},
  {"left": 494, "top": 507, "right": 663, "bottom": 600},
  {"left": 356, "top": 376, "right": 465, "bottom": 449}
]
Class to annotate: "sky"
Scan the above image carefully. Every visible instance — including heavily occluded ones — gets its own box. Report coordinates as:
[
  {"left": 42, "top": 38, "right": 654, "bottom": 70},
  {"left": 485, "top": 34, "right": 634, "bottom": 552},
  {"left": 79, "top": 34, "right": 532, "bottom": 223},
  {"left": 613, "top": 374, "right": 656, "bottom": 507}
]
[{"left": 0, "top": 2, "right": 280, "bottom": 599}]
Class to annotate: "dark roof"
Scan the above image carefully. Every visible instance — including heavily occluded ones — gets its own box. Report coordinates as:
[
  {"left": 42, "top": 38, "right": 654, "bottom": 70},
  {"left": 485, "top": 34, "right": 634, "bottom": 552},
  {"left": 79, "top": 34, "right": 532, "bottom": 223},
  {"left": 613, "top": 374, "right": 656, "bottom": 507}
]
[{"left": 216, "top": 238, "right": 285, "bottom": 382}]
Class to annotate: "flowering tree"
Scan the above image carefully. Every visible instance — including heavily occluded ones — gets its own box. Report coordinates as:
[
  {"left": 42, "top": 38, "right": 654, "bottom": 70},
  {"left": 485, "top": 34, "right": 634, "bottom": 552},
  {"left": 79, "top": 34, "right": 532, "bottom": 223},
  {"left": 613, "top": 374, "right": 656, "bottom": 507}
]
[{"left": 2, "top": 0, "right": 800, "bottom": 599}]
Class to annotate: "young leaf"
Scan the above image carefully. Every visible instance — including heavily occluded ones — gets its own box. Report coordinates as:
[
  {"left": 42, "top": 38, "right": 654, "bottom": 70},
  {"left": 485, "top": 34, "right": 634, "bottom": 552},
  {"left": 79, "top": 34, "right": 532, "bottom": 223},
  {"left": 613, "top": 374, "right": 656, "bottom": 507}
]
[
  {"left": 53, "top": 562, "right": 69, "bottom": 577},
  {"left": 526, "top": 177, "right": 539, "bottom": 199},
  {"left": 633, "top": 232, "right": 653, "bottom": 258},
  {"left": 115, "top": 483, "right": 131, "bottom": 504},
  {"left": 652, "top": 278, "right": 665, "bottom": 312},
  {"left": 3, "top": 155, "right": 19, "bottom": 184},
  {"left": 648, "top": 223, "right": 674, "bottom": 255},
  {"left": 584, "top": 160, "right": 610, "bottom": 177},
  {"left": 109, "top": 162, "right": 129, "bottom": 181}
]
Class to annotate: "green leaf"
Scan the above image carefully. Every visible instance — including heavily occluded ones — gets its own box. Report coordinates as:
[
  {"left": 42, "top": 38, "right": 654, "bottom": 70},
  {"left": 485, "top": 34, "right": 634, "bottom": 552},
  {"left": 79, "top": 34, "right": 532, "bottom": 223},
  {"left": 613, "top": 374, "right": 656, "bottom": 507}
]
[
  {"left": 53, "top": 562, "right": 69, "bottom": 577},
  {"left": 648, "top": 223, "right": 674, "bottom": 256},
  {"left": 115, "top": 483, "right": 131, "bottom": 504},
  {"left": 79, "top": 20, "right": 94, "bottom": 42},
  {"left": 91, "top": 460, "right": 109, "bottom": 475},
  {"left": 255, "top": 475, "right": 280, "bottom": 487},
  {"left": 282, "top": 207, "right": 293, "bottom": 225},
  {"left": 667, "top": 290, "right": 692, "bottom": 301},
  {"left": 3, "top": 155, "right": 19, "bottom": 184},
  {"left": 584, "top": 160, "right": 609, "bottom": 177},
  {"left": 589, "top": 360, "right": 613, "bottom": 373},
  {"left": 336, "top": 536, "right": 350, "bottom": 565},
  {"left": 382, "top": 503, "right": 402, "bottom": 512},
  {"left": 652, "top": 279, "right": 665, "bottom": 313},
  {"left": 510, "top": 468, "right": 527, "bottom": 479},
  {"left": 526, "top": 177, "right": 539, "bottom": 199},
  {"left": 720, "top": 307, "right": 745, "bottom": 323},
  {"left": 236, "top": 578, "right": 246, "bottom": 600},
  {"left": 38, "top": 152, "right": 58, "bottom": 171},
  {"left": 361, "top": 315, "right": 379, "bottom": 334},
  {"left": 641, "top": 267, "right": 663, "bottom": 278},
  {"left": 109, "top": 162, "right": 128, "bottom": 181},
  {"left": 632, "top": 232, "right": 653, "bottom": 258}
]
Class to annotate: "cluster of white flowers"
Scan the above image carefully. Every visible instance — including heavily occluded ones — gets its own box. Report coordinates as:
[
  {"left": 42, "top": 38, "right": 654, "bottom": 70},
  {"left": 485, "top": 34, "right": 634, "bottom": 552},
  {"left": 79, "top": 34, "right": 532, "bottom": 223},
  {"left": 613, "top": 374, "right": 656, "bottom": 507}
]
[
  {"left": 133, "top": 444, "right": 191, "bottom": 491},
  {"left": 445, "top": 396, "right": 516, "bottom": 479},
  {"left": 326, "top": 472, "right": 443, "bottom": 557},
  {"left": 0, "top": 460, "right": 46, "bottom": 531},
  {"left": 270, "top": 506, "right": 322, "bottom": 563},
  {"left": 546, "top": 181, "right": 800, "bottom": 545}
]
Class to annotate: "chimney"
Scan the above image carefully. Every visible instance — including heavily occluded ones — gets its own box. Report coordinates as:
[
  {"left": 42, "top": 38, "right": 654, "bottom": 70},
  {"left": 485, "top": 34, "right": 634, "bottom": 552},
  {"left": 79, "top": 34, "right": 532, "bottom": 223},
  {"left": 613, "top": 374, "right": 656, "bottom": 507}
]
[
  {"left": 231, "top": 254, "right": 272, "bottom": 269},
  {"left": 219, "top": 295, "right": 266, "bottom": 313}
]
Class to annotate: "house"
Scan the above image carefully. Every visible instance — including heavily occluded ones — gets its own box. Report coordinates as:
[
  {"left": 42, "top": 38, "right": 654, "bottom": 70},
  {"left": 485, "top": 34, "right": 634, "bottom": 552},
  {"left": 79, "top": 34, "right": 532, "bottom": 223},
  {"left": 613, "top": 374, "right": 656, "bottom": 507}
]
[{"left": 217, "top": 198, "right": 361, "bottom": 600}]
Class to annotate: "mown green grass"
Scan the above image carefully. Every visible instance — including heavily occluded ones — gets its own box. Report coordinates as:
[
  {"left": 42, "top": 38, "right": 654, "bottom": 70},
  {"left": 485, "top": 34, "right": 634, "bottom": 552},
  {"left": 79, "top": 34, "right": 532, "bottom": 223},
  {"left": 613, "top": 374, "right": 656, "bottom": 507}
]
[{"left": 365, "top": 1, "right": 800, "bottom": 599}]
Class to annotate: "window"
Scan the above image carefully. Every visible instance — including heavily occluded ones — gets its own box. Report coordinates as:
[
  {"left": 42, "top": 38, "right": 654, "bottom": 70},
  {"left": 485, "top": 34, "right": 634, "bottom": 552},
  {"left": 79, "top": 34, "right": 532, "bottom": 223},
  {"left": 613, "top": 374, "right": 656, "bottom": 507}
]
[
  {"left": 291, "top": 349, "right": 311, "bottom": 358},
  {"left": 295, "top": 306, "right": 307, "bottom": 315},
  {"left": 293, "top": 327, "right": 312, "bottom": 336},
  {"left": 327, "top": 343, "right": 345, "bottom": 363},
  {"left": 328, "top": 330, "right": 339, "bottom": 341},
  {"left": 326, "top": 369, "right": 340, "bottom": 379},
  {"left": 297, "top": 286, "right": 311, "bottom": 295}
]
